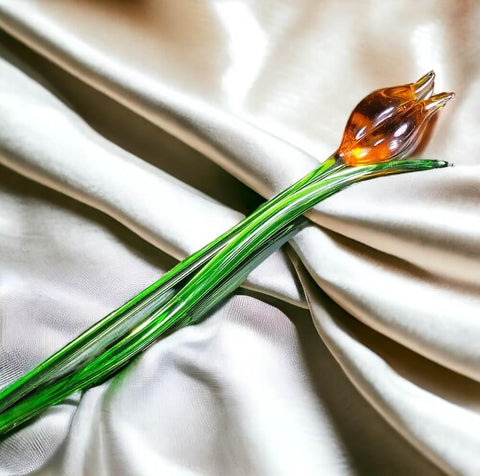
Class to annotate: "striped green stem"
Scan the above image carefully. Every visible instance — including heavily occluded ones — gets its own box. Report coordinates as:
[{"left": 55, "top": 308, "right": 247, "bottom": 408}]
[
  {"left": 0, "top": 158, "right": 447, "bottom": 436},
  {"left": 0, "top": 157, "right": 341, "bottom": 416}
]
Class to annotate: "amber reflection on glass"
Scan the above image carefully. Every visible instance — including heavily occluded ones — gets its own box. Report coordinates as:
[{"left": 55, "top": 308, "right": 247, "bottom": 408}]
[
  {"left": 0, "top": 72, "right": 453, "bottom": 437},
  {"left": 337, "top": 71, "right": 454, "bottom": 166}
]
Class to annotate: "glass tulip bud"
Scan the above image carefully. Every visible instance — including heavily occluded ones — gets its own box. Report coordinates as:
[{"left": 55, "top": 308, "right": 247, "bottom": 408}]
[{"left": 337, "top": 71, "right": 454, "bottom": 166}]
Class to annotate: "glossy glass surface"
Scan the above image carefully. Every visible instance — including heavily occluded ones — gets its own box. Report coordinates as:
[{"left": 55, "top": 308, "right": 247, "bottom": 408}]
[
  {"left": 0, "top": 157, "right": 341, "bottom": 430},
  {"left": 0, "top": 73, "right": 453, "bottom": 436},
  {"left": 338, "top": 72, "right": 454, "bottom": 165},
  {"left": 0, "top": 158, "right": 447, "bottom": 436}
]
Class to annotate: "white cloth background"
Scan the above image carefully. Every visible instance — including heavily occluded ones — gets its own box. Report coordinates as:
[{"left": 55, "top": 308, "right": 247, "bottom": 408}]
[{"left": 0, "top": 1, "right": 479, "bottom": 474}]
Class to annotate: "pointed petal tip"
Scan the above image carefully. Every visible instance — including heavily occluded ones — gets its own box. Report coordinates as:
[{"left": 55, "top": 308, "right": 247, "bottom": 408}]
[
  {"left": 424, "top": 91, "right": 455, "bottom": 111},
  {"left": 424, "top": 70, "right": 436, "bottom": 80},
  {"left": 416, "top": 70, "right": 435, "bottom": 82},
  {"left": 441, "top": 91, "right": 455, "bottom": 100},
  {"left": 414, "top": 71, "right": 436, "bottom": 99}
]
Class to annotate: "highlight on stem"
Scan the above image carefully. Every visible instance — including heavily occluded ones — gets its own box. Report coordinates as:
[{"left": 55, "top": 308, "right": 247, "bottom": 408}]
[{"left": 0, "top": 72, "right": 454, "bottom": 437}]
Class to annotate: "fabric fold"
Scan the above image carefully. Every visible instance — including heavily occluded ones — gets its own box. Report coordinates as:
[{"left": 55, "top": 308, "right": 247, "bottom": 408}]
[
  {"left": 0, "top": 1, "right": 477, "bottom": 289},
  {"left": 295, "top": 262, "right": 480, "bottom": 475},
  {"left": 1, "top": 1, "right": 479, "bottom": 474},
  {"left": 0, "top": 56, "right": 306, "bottom": 308},
  {"left": 292, "top": 224, "right": 480, "bottom": 381}
]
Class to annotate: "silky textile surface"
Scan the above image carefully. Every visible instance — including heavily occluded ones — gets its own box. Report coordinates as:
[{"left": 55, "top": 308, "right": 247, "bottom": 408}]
[{"left": 0, "top": 1, "right": 479, "bottom": 475}]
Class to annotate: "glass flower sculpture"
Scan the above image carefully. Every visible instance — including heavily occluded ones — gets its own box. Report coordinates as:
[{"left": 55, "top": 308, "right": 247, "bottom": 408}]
[{"left": 0, "top": 72, "right": 453, "bottom": 436}]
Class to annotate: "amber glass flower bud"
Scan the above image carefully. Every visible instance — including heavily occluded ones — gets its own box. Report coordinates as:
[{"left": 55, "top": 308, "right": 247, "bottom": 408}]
[{"left": 337, "top": 72, "right": 454, "bottom": 166}]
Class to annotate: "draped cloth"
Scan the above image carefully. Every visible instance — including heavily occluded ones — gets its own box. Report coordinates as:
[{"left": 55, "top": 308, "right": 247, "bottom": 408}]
[{"left": 0, "top": 1, "right": 479, "bottom": 474}]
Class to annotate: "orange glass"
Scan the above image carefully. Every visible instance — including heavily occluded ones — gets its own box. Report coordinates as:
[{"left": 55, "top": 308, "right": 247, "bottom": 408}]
[
  {"left": 0, "top": 72, "right": 453, "bottom": 437},
  {"left": 337, "top": 71, "right": 454, "bottom": 166}
]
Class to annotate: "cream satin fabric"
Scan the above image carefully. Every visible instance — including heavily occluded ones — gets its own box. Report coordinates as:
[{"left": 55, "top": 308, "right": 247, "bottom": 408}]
[{"left": 0, "top": 1, "right": 479, "bottom": 475}]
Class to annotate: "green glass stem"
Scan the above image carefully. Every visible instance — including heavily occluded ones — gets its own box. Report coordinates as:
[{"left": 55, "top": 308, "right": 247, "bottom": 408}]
[
  {"left": 0, "top": 158, "right": 447, "bottom": 436},
  {"left": 0, "top": 217, "right": 306, "bottom": 435},
  {"left": 0, "top": 157, "right": 341, "bottom": 416}
]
